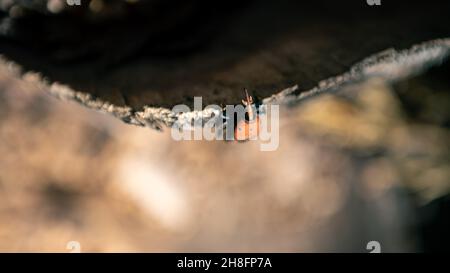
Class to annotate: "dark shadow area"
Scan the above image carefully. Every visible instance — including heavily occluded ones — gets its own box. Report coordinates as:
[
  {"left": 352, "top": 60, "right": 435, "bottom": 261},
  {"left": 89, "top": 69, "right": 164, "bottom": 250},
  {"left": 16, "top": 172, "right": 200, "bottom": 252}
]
[
  {"left": 0, "top": 0, "right": 449, "bottom": 109},
  {"left": 418, "top": 194, "right": 450, "bottom": 252},
  {"left": 394, "top": 59, "right": 450, "bottom": 129}
]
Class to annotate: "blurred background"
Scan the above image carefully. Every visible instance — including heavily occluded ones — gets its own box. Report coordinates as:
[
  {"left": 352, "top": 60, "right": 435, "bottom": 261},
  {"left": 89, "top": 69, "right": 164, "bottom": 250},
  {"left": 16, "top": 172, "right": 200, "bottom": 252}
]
[
  {"left": 0, "top": 60, "right": 449, "bottom": 252},
  {"left": 0, "top": 0, "right": 449, "bottom": 252}
]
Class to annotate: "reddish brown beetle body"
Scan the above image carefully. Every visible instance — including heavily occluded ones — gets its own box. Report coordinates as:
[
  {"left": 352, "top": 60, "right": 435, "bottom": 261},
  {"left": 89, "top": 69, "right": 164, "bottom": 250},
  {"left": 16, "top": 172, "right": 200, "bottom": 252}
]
[{"left": 234, "top": 90, "right": 260, "bottom": 141}]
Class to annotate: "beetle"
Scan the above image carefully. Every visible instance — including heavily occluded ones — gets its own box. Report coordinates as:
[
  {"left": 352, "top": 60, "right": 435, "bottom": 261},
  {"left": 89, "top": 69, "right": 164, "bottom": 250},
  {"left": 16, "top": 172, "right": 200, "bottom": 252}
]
[{"left": 234, "top": 89, "right": 260, "bottom": 142}]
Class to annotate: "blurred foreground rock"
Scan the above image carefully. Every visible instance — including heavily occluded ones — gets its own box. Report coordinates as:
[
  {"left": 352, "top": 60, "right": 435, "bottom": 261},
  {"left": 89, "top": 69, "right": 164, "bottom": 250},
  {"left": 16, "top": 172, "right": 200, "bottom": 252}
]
[{"left": 0, "top": 56, "right": 449, "bottom": 252}]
